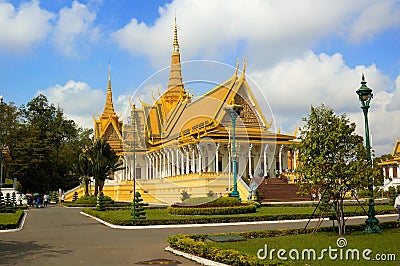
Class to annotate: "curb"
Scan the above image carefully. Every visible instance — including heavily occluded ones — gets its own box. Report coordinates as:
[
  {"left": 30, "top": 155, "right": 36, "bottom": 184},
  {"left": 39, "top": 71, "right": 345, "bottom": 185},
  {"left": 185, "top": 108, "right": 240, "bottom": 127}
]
[
  {"left": 80, "top": 211, "right": 398, "bottom": 229},
  {"left": 0, "top": 210, "right": 27, "bottom": 233},
  {"left": 165, "top": 246, "right": 229, "bottom": 266}
]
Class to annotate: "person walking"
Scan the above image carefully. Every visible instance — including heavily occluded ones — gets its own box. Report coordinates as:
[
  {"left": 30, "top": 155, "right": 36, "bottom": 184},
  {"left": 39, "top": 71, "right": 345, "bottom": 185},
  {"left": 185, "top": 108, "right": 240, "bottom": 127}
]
[
  {"left": 61, "top": 193, "right": 65, "bottom": 206},
  {"left": 394, "top": 193, "right": 400, "bottom": 221},
  {"left": 43, "top": 194, "right": 48, "bottom": 207}
]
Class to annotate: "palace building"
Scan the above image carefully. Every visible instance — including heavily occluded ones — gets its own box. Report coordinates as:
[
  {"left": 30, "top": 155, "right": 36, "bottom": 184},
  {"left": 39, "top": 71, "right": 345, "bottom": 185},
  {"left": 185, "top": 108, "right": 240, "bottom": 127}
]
[
  {"left": 379, "top": 140, "right": 400, "bottom": 191},
  {"left": 66, "top": 19, "right": 299, "bottom": 203}
]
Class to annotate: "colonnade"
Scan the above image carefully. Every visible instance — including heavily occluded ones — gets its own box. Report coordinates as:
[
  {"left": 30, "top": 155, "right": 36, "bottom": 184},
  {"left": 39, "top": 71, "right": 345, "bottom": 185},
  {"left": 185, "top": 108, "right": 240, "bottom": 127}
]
[{"left": 118, "top": 143, "right": 297, "bottom": 181}]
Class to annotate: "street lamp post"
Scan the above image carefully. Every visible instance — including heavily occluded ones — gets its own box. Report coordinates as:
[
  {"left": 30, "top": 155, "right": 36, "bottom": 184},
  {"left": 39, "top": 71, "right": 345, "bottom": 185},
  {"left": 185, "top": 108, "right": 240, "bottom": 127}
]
[
  {"left": 132, "top": 104, "right": 136, "bottom": 220},
  {"left": 225, "top": 104, "right": 243, "bottom": 201},
  {"left": 356, "top": 74, "right": 381, "bottom": 233},
  {"left": 0, "top": 95, "right": 3, "bottom": 193}
]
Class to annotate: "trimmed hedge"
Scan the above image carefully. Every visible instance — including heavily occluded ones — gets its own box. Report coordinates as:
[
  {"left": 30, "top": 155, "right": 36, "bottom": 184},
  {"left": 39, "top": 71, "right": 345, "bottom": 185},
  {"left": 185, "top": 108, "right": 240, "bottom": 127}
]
[
  {"left": 0, "top": 210, "right": 25, "bottom": 230},
  {"left": 167, "top": 204, "right": 256, "bottom": 215},
  {"left": 167, "top": 221, "right": 400, "bottom": 266},
  {"left": 82, "top": 207, "right": 396, "bottom": 226}
]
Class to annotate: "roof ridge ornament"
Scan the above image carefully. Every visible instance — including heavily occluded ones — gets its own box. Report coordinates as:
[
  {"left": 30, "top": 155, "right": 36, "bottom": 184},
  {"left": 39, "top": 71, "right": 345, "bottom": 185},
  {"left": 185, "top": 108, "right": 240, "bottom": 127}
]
[{"left": 173, "top": 15, "right": 179, "bottom": 52}]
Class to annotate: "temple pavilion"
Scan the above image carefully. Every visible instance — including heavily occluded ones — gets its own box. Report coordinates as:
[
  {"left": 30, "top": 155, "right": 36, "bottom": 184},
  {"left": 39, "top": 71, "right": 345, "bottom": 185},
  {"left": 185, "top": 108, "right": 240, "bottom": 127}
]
[
  {"left": 379, "top": 140, "right": 400, "bottom": 191},
  {"left": 66, "top": 19, "right": 299, "bottom": 203}
]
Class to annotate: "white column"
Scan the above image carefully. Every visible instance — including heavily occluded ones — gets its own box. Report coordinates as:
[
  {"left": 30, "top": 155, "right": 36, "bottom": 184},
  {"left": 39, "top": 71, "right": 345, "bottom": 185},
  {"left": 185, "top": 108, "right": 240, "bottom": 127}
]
[
  {"left": 191, "top": 146, "right": 195, "bottom": 173},
  {"left": 279, "top": 145, "right": 283, "bottom": 175},
  {"left": 145, "top": 156, "right": 148, "bottom": 180},
  {"left": 216, "top": 143, "right": 220, "bottom": 173},
  {"left": 152, "top": 154, "right": 156, "bottom": 179},
  {"left": 148, "top": 154, "right": 152, "bottom": 179},
  {"left": 263, "top": 144, "right": 268, "bottom": 177},
  {"left": 163, "top": 150, "right": 167, "bottom": 178},
  {"left": 186, "top": 147, "right": 190, "bottom": 174},
  {"left": 167, "top": 149, "right": 171, "bottom": 177},
  {"left": 171, "top": 149, "right": 175, "bottom": 176},
  {"left": 176, "top": 149, "right": 180, "bottom": 176},
  {"left": 293, "top": 149, "right": 297, "bottom": 171},
  {"left": 156, "top": 152, "right": 160, "bottom": 179},
  {"left": 180, "top": 149, "right": 185, "bottom": 175},
  {"left": 197, "top": 144, "right": 202, "bottom": 174},
  {"left": 248, "top": 144, "right": 253, "bottom": 178}
]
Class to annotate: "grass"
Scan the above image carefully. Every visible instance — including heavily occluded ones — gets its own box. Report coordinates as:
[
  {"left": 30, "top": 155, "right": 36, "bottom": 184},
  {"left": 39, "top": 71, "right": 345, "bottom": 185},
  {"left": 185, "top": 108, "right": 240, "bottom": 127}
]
[
  {"left": 82, "top": 204, "right": 396, "bottom": 225},
  {"left": 0, "top": 210, "right": 25, "bottom": 230},
  {"left": 207, "top": 228, "right": 400, "bottom": 265}
]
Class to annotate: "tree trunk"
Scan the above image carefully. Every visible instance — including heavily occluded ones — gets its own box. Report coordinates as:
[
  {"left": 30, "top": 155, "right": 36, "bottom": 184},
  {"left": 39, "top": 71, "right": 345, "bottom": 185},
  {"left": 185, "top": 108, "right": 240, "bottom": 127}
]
[
  {"left": 94, "top": 179, "right": 98, "bottom": 196},
  {"left": 336, "top": 197, "right": 346, "bottom": 236},
  {"left": 84, "top": 176, "right": 89, "bottom": 196}
]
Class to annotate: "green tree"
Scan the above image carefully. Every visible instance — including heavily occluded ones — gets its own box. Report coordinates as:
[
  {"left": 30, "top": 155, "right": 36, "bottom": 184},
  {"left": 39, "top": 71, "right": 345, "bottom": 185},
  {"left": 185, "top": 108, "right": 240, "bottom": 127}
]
[
  {"left": 72, "top": 152, "right": 92, "bottom": 196},
  {"left": 86, "top": 138, "right": 123, "bottom": 195},
  {"left": 296, "top": 104, "right": 374, "bottom": 236},
  {"left": 132, "top": 191, "right": 147, "bottom": 220},
  {"left": 7, "top": 95, "right": 91, "bottom": 193}
]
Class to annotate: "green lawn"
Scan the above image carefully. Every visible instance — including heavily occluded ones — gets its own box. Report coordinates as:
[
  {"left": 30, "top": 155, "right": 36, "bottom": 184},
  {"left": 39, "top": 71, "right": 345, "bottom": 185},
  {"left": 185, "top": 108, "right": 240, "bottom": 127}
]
[
  {"left": 0, "top": 210, "right": 25, "bottom": 230},
  {"left": 82, "top": 204, "right": 395, "bottom": 226},
  {"left": 208, "top": 228, "right": 400, "bottom": 265}
]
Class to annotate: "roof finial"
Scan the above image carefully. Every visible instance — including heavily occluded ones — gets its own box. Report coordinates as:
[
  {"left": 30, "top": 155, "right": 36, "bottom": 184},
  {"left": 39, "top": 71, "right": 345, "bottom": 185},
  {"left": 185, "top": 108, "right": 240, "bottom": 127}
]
[
  {"left": 108, "top": 61, "right": 111, "bottom": 83},
  {"left": 102, "top": 62, "right": 116, "bottom": 116},
  {"left": 234, "top": 58, "right": 239, "bottom": 76},
  {"left": 173, "top": 14, "right": 179, "bottom": 52},
  {"left": 361, "top": 72, "right": 366, "bottom": 85}
]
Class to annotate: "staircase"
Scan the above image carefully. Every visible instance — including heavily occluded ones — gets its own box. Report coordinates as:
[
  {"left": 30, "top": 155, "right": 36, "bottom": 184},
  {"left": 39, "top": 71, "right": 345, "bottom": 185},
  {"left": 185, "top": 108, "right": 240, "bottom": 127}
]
[{"left": 257, "top": 178, "right": 310, "bottom": 202}]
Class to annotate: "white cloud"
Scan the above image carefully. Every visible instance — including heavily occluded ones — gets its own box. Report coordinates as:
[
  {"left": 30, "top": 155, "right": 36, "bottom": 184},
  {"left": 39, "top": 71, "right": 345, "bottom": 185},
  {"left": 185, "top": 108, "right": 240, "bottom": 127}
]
[
  {"left": 111, "top": 0, "right": 399, "bottom": 69},
  {"left": 249, "top": 51, "right": 398, "bottom": 156},
  {"left": 51, "top": 0, "right": 100, "bottom": 57},
  {"left": 0, "top": 1, "right": 53, "bottom": 52},
  {"left": 348, "top": 1, "right": 400, "bottom": 43},
  {"left": 38, "top": 80, "right": 105, "bottom": 129}
]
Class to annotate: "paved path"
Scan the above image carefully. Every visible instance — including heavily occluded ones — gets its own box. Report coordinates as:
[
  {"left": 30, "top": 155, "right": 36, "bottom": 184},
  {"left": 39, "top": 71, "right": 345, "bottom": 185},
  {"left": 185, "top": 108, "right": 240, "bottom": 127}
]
[{"left": 0, "top": 206, "right": 397, "bottom": 265}]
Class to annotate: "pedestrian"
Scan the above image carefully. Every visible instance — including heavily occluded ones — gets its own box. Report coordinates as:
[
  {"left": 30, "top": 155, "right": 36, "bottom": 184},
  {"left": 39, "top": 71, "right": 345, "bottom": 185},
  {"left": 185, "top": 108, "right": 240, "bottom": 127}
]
[
  {"left": 19, "top": 194, "right": 23, "bottom": 206},
  {"left": 394, "top": 193, "right": 400, "bottom": 221},
  {"left": 61, "top": 193, "right": 65, "bottom": 206},
  {"left": 35, "top": 196, "right": 41, "bottom": 208},
  {"left": 43, "top": 194, "right": 48, "bottom": 207}
]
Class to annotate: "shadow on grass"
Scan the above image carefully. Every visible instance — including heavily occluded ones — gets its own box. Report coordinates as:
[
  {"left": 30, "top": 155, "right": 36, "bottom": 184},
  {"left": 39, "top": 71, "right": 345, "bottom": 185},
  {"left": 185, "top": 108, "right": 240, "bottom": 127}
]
[{"left": 0, "top": 240, "right": 72, "bottom": 264}]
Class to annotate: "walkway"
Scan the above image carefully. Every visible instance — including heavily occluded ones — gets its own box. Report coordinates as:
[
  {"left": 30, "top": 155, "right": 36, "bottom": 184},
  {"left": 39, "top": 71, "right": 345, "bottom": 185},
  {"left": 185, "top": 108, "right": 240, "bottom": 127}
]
[{"left": 0, "top": 205, "right": 397, "bottom": 265}]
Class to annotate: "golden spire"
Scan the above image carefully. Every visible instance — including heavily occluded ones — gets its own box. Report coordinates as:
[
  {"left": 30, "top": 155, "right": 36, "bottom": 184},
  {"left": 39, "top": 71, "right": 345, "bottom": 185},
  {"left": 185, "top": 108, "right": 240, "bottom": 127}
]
[
  {"left": 102, "top": 63, "right": 116, "bottom": 117},
  {"left": 173, "top": 16, "right": 179, "bottom": 52},
  {"left": 162, "top": 15, "right": 188, "bottom": 115}
]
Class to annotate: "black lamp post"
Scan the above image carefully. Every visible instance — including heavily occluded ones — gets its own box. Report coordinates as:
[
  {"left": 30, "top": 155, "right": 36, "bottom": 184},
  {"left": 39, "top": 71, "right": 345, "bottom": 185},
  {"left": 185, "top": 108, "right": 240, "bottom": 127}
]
[
  {"left": 0, "top": 95, "right": 3, "bottom": 193},
  {"left": 356, "top": 74, "right": 381, "bottom": 233},
  {"left": 225, "top": 103, "right": 243, "bottom": 201}
]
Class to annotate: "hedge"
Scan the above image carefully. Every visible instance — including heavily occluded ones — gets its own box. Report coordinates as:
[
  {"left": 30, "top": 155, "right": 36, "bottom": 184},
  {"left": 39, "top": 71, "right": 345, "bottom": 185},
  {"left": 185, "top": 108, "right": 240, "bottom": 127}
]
[
  {"left": 167, "top": 204, "right": 257, "bottom": 215},
  {"left": 82, "top": 207, "right": 396, "bottom": 226},
  {"left": 167, "top": 221, "right": 400, "bottom": 266},
  {"left": 0, "top": 210, "right": 25, "bottom": 230}
]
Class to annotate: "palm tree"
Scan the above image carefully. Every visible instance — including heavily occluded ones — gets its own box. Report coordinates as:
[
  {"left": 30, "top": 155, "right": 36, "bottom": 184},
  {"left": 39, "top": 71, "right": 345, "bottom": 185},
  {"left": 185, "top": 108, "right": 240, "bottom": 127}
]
[
  {"left": 87, "top": 138, "right": 123, "bottom": 195},
  {"left": 72, "top": 152, "right": 92, "bottom": 196}
]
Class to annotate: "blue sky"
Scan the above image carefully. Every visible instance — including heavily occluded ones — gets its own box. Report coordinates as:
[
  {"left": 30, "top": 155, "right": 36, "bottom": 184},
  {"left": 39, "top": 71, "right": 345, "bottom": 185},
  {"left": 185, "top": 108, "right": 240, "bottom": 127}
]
[{"left": 0, "top": 0, "right": 400, "bottom": 156}]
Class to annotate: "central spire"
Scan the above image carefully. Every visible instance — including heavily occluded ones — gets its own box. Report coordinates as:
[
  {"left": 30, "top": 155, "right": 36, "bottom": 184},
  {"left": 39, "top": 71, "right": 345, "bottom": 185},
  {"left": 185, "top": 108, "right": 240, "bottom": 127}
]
[
  {"left": 102, "top": 63, "right": 116, "bottom": 117},
  {"left": 166, "top": 16, "right": 184, "bottom": 93},
  {"left": 173, "top": 16, "right": 179, "bottom": 52},
  {"left": 161, "top": 16, "right": 189, "bottom": 116}
]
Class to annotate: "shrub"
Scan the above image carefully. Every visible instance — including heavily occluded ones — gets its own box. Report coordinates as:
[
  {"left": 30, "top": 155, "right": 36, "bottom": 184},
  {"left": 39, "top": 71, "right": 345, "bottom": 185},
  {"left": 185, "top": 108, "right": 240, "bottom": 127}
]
[
  {"left": 0, "top": 192, "right": 5, "bottom": 213},
  {"left": 132, "top": 192, "right": 147, "bottom": 219},
  {"left": 96, "top": 192, "right": 106, "bottom": 211},
  {"left": 50, "top": 191, "right": 59, "bottom": 203},
  {"left": 389, "top": 186, "right": 397, "bottom": 206},
  {"left": 72, "top": 191, "right": 79, "bottom": 202},
  {"left": 167, "top": 204, "right": 256, "bottom": 215},
  {"left": 212, "top": 196, "right": 241, "bottom": 206},
  {"left": 180, "top": 190, "right": 190, "bottom": 202}
]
